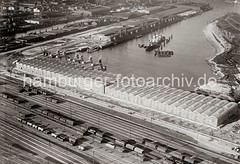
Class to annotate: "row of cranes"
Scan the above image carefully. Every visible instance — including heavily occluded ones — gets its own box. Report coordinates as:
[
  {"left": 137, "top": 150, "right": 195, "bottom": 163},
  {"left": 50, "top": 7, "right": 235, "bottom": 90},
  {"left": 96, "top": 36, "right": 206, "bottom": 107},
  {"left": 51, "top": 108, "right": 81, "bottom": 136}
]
[{"left": 42, "top": 48, "right": 107, "bottom": 71}]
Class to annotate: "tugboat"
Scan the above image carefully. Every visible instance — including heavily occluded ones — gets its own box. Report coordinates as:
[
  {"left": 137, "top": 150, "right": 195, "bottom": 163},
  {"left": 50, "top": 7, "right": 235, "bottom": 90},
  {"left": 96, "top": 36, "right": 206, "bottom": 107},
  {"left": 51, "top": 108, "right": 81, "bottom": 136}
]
[
  {"left": 145, "top": 34, "right": 165, "bottom": 52},
  {"left": 154, "top": 49, "right": 174, "bottom": 57}
]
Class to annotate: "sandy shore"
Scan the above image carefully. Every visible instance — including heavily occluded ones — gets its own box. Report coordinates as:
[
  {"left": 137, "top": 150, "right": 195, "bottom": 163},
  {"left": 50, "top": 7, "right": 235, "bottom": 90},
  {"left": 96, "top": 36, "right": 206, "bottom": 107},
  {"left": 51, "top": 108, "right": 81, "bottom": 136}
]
[
  {"left": 203, "top": 21, "right": 232, "bottom": 78},
  {"left": 196, "top": 21, "right": 233, "bottom": 97}
]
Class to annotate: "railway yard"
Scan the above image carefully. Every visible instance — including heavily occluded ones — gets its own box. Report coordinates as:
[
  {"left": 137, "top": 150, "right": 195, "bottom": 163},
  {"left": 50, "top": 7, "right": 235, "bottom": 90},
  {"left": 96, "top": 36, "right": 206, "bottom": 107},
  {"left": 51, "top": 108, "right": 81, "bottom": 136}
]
[{"left": 0, "top": 74, "right": 240, "bottom": 164}]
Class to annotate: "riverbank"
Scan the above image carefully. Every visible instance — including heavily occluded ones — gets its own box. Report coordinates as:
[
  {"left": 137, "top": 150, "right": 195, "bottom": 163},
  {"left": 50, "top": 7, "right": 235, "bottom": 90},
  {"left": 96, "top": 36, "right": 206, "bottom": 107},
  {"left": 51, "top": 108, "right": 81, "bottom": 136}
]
[
  {"left": 204, "top": 21, "right": 232, "bottom": 77},
  {"left": 197, "top": 12, "right": 240, "bottom": 101},
  {"left": 196, "top": 20, "right": 234, "bottom": 100}
]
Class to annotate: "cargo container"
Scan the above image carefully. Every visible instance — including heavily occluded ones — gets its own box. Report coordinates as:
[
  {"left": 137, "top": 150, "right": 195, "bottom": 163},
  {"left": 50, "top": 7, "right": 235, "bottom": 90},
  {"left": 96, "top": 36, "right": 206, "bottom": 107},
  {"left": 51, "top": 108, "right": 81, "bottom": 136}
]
[
  {"left": 134, "top": 146, "right": 144, "bottom": 154},
  {"left": 105, "top": 143, "right": 116, "bottom": 149},
  {"left": 125, "top": 143, "right": 135, "bottom": 151}
]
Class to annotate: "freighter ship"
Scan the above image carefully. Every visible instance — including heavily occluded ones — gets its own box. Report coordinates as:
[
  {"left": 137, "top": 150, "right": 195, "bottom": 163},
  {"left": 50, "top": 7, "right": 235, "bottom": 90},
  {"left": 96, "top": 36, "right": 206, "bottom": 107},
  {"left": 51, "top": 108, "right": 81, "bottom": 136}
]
[{"left": 145, "top": 34, "right": 165, "bottom": 52}]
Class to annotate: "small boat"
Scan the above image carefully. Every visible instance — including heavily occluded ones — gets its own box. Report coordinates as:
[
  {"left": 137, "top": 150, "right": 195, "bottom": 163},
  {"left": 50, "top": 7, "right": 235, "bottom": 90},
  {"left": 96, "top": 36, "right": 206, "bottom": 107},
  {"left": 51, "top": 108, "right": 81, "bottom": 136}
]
[
  {"left": 154, "top": 49, "right": 174, "bottom": 57},
  {"left": 138, "top": 44, "right": 145, "bottom": 48}
]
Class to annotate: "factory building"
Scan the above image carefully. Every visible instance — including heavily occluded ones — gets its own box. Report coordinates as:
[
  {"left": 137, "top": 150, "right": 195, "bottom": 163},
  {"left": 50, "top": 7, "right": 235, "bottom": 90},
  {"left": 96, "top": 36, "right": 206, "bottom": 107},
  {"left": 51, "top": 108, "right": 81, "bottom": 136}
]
[{"left": 14, "top": 57, "right": 239, "bottom": 127}]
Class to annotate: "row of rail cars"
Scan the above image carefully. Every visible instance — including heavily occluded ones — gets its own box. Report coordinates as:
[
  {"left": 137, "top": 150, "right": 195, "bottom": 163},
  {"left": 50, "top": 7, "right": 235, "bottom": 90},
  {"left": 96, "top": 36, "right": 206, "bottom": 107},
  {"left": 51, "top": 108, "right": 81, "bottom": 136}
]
[{"left": 0, "top": 85, "right": 207, "bottom": 164}]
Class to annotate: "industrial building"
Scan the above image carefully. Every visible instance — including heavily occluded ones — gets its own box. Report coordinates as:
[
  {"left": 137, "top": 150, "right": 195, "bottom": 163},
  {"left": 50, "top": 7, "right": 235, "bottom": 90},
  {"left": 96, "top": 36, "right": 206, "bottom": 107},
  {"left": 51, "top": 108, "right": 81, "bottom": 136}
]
[
  {"left": 14, "top": 56, "right": 238, "bottom": 128},
  {"left": 105, "top": 84, "right": 238, "bottom": 127},
  {"left": 15, "top": 56, "right": 118, "bottom": 94}
]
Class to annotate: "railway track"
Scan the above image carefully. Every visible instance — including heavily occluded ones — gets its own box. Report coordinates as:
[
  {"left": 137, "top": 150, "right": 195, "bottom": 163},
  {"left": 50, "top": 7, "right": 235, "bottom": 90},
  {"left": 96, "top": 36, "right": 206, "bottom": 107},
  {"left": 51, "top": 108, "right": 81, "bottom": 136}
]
[{"left": 0, "top": 82, "right": 237, "bottom": 163}]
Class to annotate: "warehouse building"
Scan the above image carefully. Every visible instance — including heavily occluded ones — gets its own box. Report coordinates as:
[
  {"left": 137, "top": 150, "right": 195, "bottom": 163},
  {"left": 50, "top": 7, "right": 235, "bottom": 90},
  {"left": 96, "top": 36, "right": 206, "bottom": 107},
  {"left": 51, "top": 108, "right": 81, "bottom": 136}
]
[
  {"left": 15, "top": 56, "right": 239, "bottom": 127},
  {"left": 104, "top": 84, "right": 238, "bottom": 127},
  {"left": 15, "top": 56, "right": 118, "bottom": 94}
]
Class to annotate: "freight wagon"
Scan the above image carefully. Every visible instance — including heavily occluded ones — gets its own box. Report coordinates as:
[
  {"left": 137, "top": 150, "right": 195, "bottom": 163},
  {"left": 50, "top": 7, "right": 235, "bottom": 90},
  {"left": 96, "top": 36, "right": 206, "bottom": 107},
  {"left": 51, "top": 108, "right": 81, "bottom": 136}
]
[
  {"left": 116, "top": 146, "right": 125, "bottom": 153},
  {"left": 104, "top": 135, "right": 115, "bottom": 143},
  {"left": 95, "top": 130, "right": 105, "bottom": 138},
  {"left": 105, "top": 143, "right": 116, "bottom": 149},
  {"left": 92, "top": 135, "right": 103, "bottom": 144},
  {"left": 53, "top": 114, "right": 61, "bottom": 120},
  {"left": 162, "top": 159, "right": 176, "bottom": 164},
  {"left": 149, "top": 150, "right": 166, "bottom": 160},
  {"left": 156, "top": 144, "right": 168, "bottom": 153},
  {"left": 13, "top": 98, "right": 26, "bottom": 104},
  {"left": 184, "top": 156, "right": 197, "bottom": 164},
  {"left": 169, "top": 151, "right": 185, "bottom": 160},
  {"left": 144, "top": 139, "right": 157, "bottom": 149},
  {"left": 134, "top": 146, "right": 145, "bottom": 154},
  {"left": 144, "top": 152, "right": 159, "bottom": 160},
  {"left": 125, "top": 143, "right": 135, "bottom": 151},
  {"left": 59, "top": 117, "right": 66, "bottom": 122},
  {"left": 69, "top": 134, "right": 81, "bottom": 145},
  {"left": 66, "top": 118, "right": 76, "bottom": 126},
  {"left": 115, "top": 140, "right": 126, "bottom": 147},
  {"left": 42, "top": 110, "right": 49, "bottom": 115}
]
